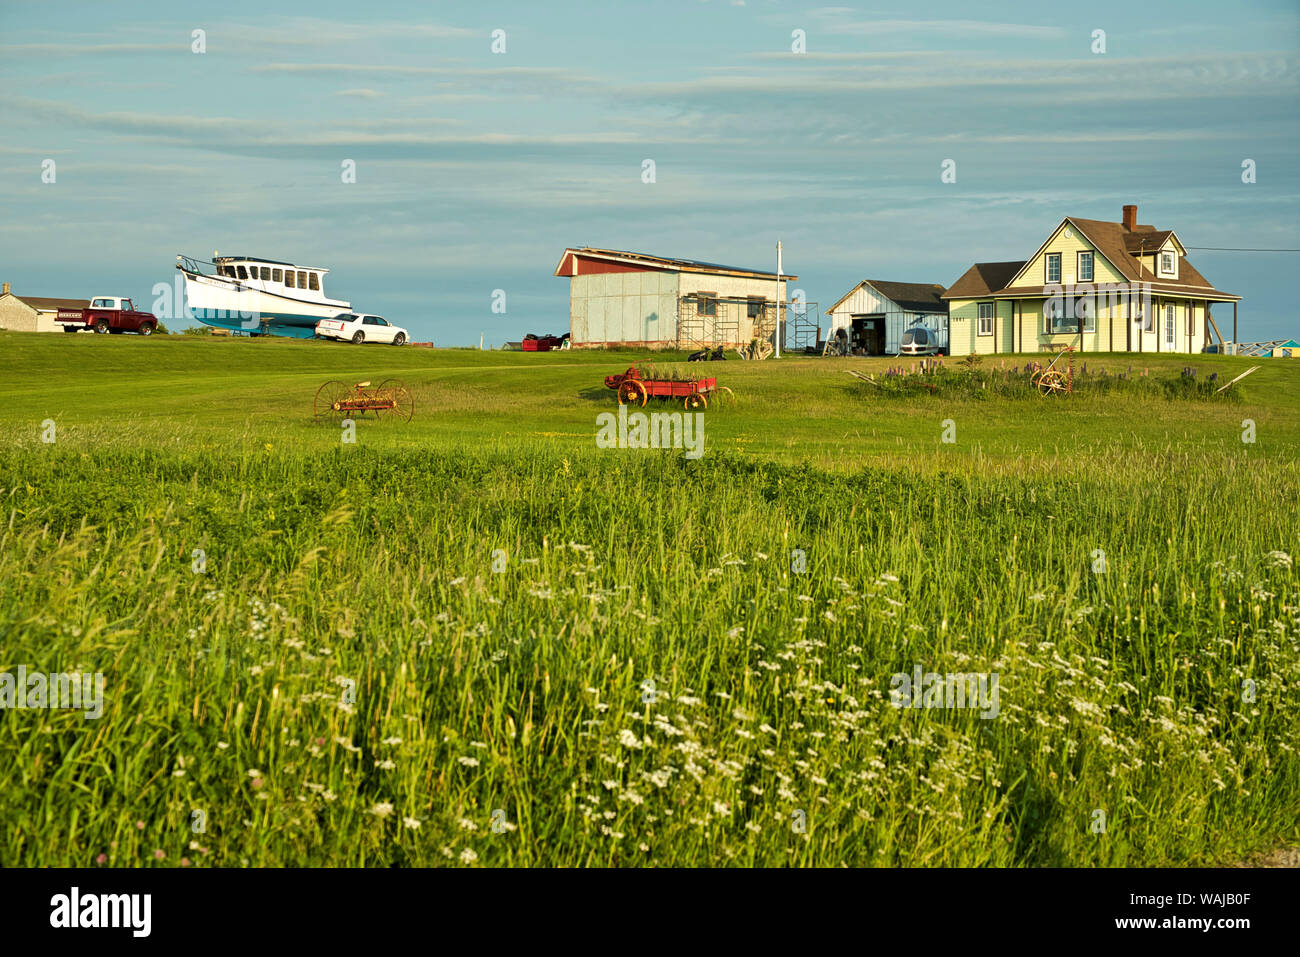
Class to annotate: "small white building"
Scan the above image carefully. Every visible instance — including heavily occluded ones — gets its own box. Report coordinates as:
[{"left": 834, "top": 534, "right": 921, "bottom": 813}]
[
  {"left": 825, "top": 280, "right": 949, "bottom": 355},
  {"left": 554, "top": 247, "right": 800, "bottom": 349},
  {"left": 0, "top": 283, "right": 89, "bottom": 333}
]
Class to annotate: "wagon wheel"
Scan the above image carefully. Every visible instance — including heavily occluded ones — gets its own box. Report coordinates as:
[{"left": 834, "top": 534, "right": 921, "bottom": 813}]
[
  {"left": 376, "top": 379, "right": 414, "bottom": 422},
  {"left": 618, "top": 380, "right": 647, "bottom": 407},
  {"left": 1034, "top": 370, "right": 1068, "bottom": 396},
  {"left": 314, "top": 380, "right": 351, "bottom": 421},
  {"left": 711, "top": 386, "right": 735, "bottom": 407},
  {"left": 684, "top": 392, "right": 707, "bottom": 411}
]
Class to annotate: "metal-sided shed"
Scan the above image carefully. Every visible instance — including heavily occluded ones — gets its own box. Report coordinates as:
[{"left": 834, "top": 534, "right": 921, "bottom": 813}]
[{"left": 554, "top": 247, "right": 803, "bottom": 350}]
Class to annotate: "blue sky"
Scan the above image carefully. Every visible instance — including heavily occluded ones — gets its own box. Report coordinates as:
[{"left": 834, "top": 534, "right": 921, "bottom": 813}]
[{"left": 2, "top": 0, "right": 1297, "bottom": 344}]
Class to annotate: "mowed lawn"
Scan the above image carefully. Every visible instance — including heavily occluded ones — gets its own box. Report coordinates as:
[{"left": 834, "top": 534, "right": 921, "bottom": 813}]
[
  {"left": 1, "top": 331, "right": 1297, "bottom": 867},
  {"left": 4, "top": 332, "right": 1298, "bottom": 467}
]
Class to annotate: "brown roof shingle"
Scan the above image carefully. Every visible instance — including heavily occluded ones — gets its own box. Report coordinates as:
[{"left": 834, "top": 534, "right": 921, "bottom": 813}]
[
  {"left": 941, "top": 261, "right": 1026, "bottom": 299},
  {"left": 861, "top": 280, "right": 947, "bottom": 313},
  {"left": 6, "top": 295, "right": 89, "bottom": 311},
  {"left": 943, "top": 215, "right": 1238, "bottom": 301}
]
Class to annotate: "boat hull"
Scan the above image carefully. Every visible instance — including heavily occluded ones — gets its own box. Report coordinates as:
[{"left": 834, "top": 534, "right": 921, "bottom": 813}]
[{"left": 179, "top": 270, "right": 351, "bottom": 336}]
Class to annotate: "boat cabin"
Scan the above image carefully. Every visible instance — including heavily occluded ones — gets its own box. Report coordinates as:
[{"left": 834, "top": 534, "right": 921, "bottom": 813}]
[{"left": 213, "top": 256, "right": 331, "bottom": 300}]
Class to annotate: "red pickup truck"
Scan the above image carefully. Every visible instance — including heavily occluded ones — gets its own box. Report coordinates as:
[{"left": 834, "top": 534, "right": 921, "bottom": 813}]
[{"left": 57, "top": 296, "right": 159, "bottom": 335}]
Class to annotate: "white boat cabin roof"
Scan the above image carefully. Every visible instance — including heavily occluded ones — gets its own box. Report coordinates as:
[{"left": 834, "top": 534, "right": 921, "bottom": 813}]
[{"left": 215, "top": 256, "right": 329, "bottom": 274}]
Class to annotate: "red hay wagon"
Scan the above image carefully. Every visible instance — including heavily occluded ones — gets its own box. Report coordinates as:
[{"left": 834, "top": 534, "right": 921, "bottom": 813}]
[{"left": 603, "top": 367, "right": 730, "bottom": 410}]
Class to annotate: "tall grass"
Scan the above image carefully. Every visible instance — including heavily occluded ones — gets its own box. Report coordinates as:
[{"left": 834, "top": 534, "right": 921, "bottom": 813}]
[{"left": 1, "top": 443, "right": 1296, "bottom": 866}]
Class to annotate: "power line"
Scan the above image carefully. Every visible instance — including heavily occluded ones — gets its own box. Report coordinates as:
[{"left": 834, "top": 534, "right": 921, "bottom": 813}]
[{"left": 1184, "top": 246, "right": 1300, "bottom": 252}]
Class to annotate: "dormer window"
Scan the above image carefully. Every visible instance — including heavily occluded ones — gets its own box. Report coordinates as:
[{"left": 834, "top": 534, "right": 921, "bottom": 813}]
[{"left": 1159, "top": 250, "right": 1176, "bottom": 277}]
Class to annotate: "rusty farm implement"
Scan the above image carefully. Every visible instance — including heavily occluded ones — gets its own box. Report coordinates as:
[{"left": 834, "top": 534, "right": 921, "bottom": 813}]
[{"left": 314, "top": 379, "right": 414, "bottom": 422}]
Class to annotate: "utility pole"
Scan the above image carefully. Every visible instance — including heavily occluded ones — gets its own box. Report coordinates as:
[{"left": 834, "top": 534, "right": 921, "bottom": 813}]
[{"left": 775, "top": 240, "right": 783, "bottom": 359}]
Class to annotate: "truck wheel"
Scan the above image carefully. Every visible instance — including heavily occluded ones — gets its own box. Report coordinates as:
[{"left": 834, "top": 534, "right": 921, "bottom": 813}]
[
  {"left": 138, "top": 323, "right": 154, "bottom": 336},
  {"left": 351, "top": 331, "right": 365, "bottom": 344},
  {"left": 392, "top": 332, "right": 406, "bottom": 346},
  {"left": 94, "top": 319, "right": 110, "bottom": 334}
]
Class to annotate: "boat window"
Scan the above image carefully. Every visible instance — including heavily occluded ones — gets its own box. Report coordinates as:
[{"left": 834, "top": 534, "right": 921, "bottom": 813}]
[
  {"left": 272, "top": 268, "right": 282, "bottom": 282},
  {"left": 297, "top": 271, "right": 308, "bottom": 288},
  {"left": 260, "top": 267, "right": 271, "bottom": 281},
  {"left": 309, "top": 273, "right": 320, "bottom": 291},
  {"left": 285, "top": 270, "right": 295, "bottom": 288},
  {"left": 237, "top": 265, "right": 248, "bottom": 280}
]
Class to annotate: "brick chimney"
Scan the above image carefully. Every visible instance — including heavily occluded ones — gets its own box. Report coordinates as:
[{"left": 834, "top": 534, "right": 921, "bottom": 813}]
[{"left": 1122, "top": 205, "right": 1137, "bottom": 232}]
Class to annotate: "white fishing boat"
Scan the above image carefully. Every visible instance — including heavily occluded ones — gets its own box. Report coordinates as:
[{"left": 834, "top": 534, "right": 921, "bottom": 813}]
[{"left": 176, "top": 253, "right": 350, "bottom": 337}]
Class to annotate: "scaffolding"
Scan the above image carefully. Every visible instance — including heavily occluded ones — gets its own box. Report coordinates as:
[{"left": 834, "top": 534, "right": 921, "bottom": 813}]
[
  {"left": 785, "top": 302, "right": 821, "bottom": 354},
  {"left": 676, "top": 296, "right": 819, "bottom": 354}
]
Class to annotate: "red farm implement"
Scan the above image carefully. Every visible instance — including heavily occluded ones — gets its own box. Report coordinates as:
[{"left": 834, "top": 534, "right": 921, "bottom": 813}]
[
  {"left": 603, "top": 366, "right": 732, "bottom": 410},
  {"left": 314, "top": 379, "right": 414, "bottom": 422}
]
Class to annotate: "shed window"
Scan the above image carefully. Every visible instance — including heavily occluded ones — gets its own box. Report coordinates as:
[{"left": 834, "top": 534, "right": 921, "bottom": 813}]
[
  {"left": 746, "top": 297, "right": 766, "bottom": 319},
  {"left": 977, "top": 302, "right": 994, "bottom": 336},
  {"left": 1045, "top": 253, "right": 1061, "bottom": 284},
  {"left": 697, "top": 293, "right": 717, "bottom": 317}
]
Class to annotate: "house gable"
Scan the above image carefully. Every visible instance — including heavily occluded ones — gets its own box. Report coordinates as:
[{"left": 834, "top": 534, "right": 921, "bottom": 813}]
[{"left": 1005, "top": 219, "right": 1129, "bottom": 290}]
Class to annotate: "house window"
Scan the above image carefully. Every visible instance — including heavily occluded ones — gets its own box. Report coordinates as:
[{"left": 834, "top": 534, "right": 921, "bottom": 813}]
[
  {"left": 309, "top": 273, "right": 320, "bottom": 291},
  {"left": 977, "top": 302, "right": 994, "bottom": 336},
  {"left": 1078, "top": 251, "right": 1093, "bottom": 282},
  {"left": 1045, "top": 253, "right": 1061, "bottom": 283},
  {"left": 1045, "top": 297, "right": 1095, "bottom": 334},
  {"left": 1165, "top": 304, "right": 1175, "bottom": 346},
  {"left": 697, "top": 293, "right": 717, "bottom": 317},
  {"left": 1160, "top": 251, "right": 1174, "bottom": 275},
  {"left": 272, "top": 268, "right": 282, "bottom": 282},
  {"left": 1134, "top": 299, "right": 1153, "bottom": 332},
  {"left": 284, "top": 271, "right": 295, "bottom": 288}
]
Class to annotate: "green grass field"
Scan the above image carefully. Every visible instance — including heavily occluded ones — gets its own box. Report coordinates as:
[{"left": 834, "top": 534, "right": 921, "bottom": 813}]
[{"left": 2, "top": 332, "right": 1297, "bottom": 866}]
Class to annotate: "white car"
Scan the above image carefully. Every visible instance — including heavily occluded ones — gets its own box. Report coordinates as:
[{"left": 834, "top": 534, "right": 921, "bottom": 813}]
[{"left": 315, "top": 313, "right": 408, "bottom": 345}]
